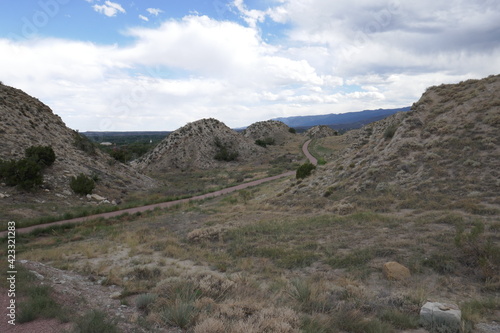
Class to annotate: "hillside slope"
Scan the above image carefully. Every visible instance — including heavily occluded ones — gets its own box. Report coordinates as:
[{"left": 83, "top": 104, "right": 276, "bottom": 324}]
[
  {"left": 133, "top": 118, "right": 264, "bottom": 172},
  {"left": 0, "top": 84, "right": 156, "bottom": 197},
  {"left": 286, "top": 75, "right": 500, "bottom": 208}
]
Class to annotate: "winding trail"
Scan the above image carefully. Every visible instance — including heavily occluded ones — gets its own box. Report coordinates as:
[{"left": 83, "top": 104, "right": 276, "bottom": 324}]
[{"left": 1, "top": 140, "right": 317, "bottom": 236}]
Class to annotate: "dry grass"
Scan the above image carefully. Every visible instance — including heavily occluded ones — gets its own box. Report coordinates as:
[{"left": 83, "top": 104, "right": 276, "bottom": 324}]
[{"left": 10, "top": 179, "right": 499, "bottom": 332}]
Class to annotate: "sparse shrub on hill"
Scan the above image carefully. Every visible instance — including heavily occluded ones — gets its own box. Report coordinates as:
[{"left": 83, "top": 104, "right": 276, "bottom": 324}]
[
  {"left": 70, "top": 173, "right": 95, "bottom": 195},
  {"left": 25, "top": 145, "right": 56, "bottom": 167},
  {"left": 0, "top": 145, "right": 56, "bottom": 190},
  {"left": 214, "top": 137, "right": 239, "bottom": 162},
  {"left": 255, "top": 137, "right": 275, "bottom": 147},
  {"left": 384, "top": 123, "right": 399, "bottom": 140},
  {"left": 0, "top": 158, "right": 43, "bottom": 190},
  {"left": 296, "top": 162, "right": 316, "bottom": 179},
  {"left": 289, "top": 127, "right": 296, "bottom": 134}
]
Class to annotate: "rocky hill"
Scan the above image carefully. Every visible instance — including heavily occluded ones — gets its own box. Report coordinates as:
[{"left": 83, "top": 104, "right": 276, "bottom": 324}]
[
  {"left": 0, "top": 84, "right": 155, "bottom": 198},
  {"left": 242, "top": 120, "right": 295, "bottom": 145},
  {"left": 304, "top": 125, "right": 338, "bottom": 139},
  {"left": 287, "top": 75, "right": 500, "bottom": 206},
  {"left": 133, "top": 118, "right": 264, "bottom": 172}
]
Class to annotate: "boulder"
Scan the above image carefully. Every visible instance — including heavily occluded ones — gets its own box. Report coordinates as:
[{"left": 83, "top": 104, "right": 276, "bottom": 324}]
[
  {"left": 383, "top": 261, "right": 411, "bottom": 280},
  {"left": 90, "top": 194, "right": 106, "bottom": 201},
  {"left": 420, "top": 301, "right": 462, "bottom": 333}
]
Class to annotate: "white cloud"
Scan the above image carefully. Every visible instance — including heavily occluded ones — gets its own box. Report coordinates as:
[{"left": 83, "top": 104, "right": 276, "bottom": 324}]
[
  {"left": 146, "top": 8, "right": 163, "bottom": 16},
  {"left": 138, "top": 15, "right": 148, "bottom": 22},
  {"left": 2, "top": 1, "right": 500, "bottom": 131},
  {"left": 93, "top": 1, "right": 126, "bottom": 17}
]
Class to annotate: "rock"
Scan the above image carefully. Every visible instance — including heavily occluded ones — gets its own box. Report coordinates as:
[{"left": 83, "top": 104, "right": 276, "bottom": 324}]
[
  {"left": 0, "top": 193, "right": 9, "bottom": 199},
  {"left": 475, "top": 322, "right": 500, "bottom": 333},
  {"left": 30, "top": 270, "right": 44, "bottom": 280},
  {"left": 420, "top": 301, "right": 462, "bottom": 333},
  {"left": 110, "top": 291, "right": 122, "bottom": 299},
  {"left": 90, "top": 194, "right": 106, "bottom": 201},
  {"left": 383, "top": 261, "right": 411, "bottom": 280}
]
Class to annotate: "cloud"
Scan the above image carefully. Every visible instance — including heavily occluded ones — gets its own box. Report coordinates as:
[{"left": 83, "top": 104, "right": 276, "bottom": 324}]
[
  {"left": 138, "top": 15, "right": 148, "bottom": 22},
  {"left": 93, "top": 1, "right": 126, "bottom": 17},
  {"left": 2, "top": 2, "right": 500, "bottom": 131},
  {"left": 146, "top": 8, "right": 163, "bottom": 16}
]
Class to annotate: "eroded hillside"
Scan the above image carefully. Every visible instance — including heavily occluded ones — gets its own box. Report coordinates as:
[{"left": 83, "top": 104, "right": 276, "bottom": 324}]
[
  {"left": 133, "top": 118, "right": 265, "bottom": 172},
  {"left": 0, "top": 84, "right": 156, "bottom": 220},
  {"left": 285, "top": 75, "right": 500, "bottom": 211}
]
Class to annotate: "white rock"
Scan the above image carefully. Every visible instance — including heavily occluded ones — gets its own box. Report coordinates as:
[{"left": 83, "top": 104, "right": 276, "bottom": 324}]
[
  {"left": 90, "top": 194, "right": 106, "bottom": 201},
  {"left": 420, "top": 301, "right": 462, "bottom": 332},
  {"left": 30, "top": 270, "right": 44, "bottom": 280}
]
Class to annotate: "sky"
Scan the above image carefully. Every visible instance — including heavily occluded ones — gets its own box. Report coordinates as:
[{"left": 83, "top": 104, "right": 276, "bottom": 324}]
[{"left": 0, "top": 0, "right": 499, "bottom": 131}]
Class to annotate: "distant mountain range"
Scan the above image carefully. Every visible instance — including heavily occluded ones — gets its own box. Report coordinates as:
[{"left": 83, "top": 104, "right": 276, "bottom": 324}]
[
  {"left": 274, "top": 107, "right": 411, "bottom": 132},
  {"left": 82, "top": 107, "right": 411, "bottom": 139}
]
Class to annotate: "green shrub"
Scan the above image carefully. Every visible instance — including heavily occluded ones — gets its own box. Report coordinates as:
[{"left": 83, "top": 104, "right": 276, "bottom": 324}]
[
  {"left": 289, "top": 127, "right": 296, "bottom": 134},
  {"left": 0, "top": 145, "right": 56, "bottom": 190},
  {"left": 255, "top": 137, "right": 275, "bottom": 147},
  {"left": 0, "top": 158, "right": 43, "bottom": 190},
  {"left": 109, "top": 149, "right": 128, "bottom": 163},
  {"left": 214, "top": 137, "right": 239, "bottom": 161},
  {"left": 296, "top": 162, "right": 316, "bottom": 179},
  {"left": 18, "top": 285, "right": 66, "bottom": 324},
  {"left": 161, "top": 300, "right": 198, "bottom": 329},
  {"left": 70, "top": 173, "right": 95, "bottom": 195},
  {"left": 136, "top": 293, "right": 157, "bottom": 314},
  {"left": 73, "top": 310, "right": 118, "bottom": 333},
  {"left": 384, "top": 123, "right": 399, "bottom": 140},
  {"left": 25, "top": 145, "right": 56, "bottom": 167}
]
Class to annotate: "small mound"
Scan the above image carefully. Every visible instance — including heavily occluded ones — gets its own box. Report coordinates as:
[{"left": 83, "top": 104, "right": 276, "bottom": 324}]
[
  {"left": 304, "top": 125, "right": 338, "bottom": 139},
  {"left": 133, "top": 118, "right": 263, "bottom": 172},
  {"left": 242, "top": 120, "right": 294, "bottom": 145}
]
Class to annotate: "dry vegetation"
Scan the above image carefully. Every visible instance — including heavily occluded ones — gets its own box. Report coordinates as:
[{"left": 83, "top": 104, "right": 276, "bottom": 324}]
[{"left": 1, "top": 75, "right": 500, "bottom": 332}]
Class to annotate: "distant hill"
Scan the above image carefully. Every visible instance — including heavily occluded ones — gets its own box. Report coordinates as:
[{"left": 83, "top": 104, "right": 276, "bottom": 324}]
[
  {"left": 132, "top": 118, "right": 264, "bottom": 172},
  {"left": 242, "top": 120, "right": 295, "bottom": 145},
  {"left": 274, "top": 107, "right": 411, "bottom": 130}
]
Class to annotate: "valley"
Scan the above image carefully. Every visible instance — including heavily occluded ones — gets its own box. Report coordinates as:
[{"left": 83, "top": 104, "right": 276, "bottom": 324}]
[{"left": 0, "top": 75, "right": 499, "bottom": 332}]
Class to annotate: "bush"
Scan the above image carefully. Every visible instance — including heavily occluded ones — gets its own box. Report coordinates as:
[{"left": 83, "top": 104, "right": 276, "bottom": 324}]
[
  {"left": 25, "top": 145, "right": 56, "bottom": 167},
  {"left": 214, "top": 138, "right": 239, "bottom": 162},
  {"left": 255, "top": 137, "right": 275, "bottom": 147},
  {"left": 0, "top": 145, "right": 56, "bottom": 190},
  {"left": 18, "top": 285, "right": 62, "bottom": 323},
  {"left": 73, "top": 310, "right": 118, "bottom": 333},
  {"left": 289, "top": 127, "right": 296, "bottom": 134},
  {"left": 136, "top": 293, "right": 157, "bottom": 314},
  {"left": 384, "top": 123, "right": 399, "bottom": 140},
  {"left": 70, "top": 173, "right": 95, "bottom": 196},
  {"left": 296, "top": 162, "right": 316, "bottom": 179},
  {"left": 0, "top": 158, "right": 43, "bottom": 190}
]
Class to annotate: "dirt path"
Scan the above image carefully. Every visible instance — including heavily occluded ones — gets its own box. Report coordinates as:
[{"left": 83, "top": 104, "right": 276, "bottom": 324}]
[
  {"left": 302, "top": 139, "right": 318, "bottom": 165},
  {"left": 1, "top": 140, "right": 315, "bottom": 236}
]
